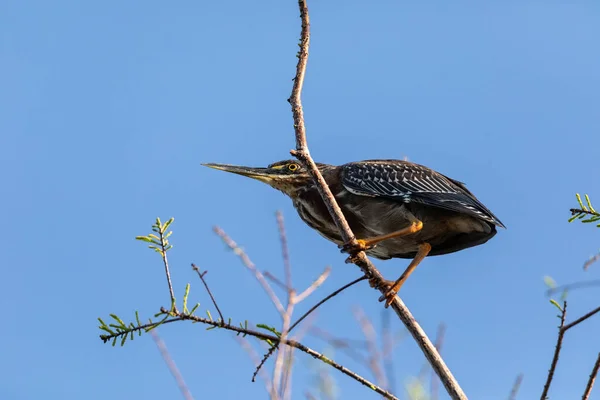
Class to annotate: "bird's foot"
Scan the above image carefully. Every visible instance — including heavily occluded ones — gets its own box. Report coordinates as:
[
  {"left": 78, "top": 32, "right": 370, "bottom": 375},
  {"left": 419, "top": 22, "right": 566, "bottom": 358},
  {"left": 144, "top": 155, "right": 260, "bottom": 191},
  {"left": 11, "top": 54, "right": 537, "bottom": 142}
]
[
  {"left": 366, "top": 277, "right": 399, "bottom": 308},
  {"left": 339, "top": 239, "right": 374, "bottom": 260},
  {"left": 378, "top": 280, "right": 404, "bottom": 308}
]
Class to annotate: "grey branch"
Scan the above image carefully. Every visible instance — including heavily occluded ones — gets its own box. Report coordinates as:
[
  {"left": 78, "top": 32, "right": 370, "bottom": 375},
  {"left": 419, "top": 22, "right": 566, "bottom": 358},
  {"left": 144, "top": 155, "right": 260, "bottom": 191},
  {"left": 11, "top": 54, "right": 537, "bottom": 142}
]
[{"left": 287, "top": 0, "right": 467, "bottom": 398}]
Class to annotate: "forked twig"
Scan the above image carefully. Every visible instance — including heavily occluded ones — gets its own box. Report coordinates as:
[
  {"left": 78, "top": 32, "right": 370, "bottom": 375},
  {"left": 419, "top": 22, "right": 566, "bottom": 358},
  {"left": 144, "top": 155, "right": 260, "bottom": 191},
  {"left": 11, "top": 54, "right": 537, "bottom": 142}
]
[
  {"left": 287, "top": 1, "right": 467, "bottom": 398},
  {"left": 252, "top": 274, "right": 364, "bottom": 383},
  {"left": 191, "top": 265, "right": 225, "bottom": 322}
]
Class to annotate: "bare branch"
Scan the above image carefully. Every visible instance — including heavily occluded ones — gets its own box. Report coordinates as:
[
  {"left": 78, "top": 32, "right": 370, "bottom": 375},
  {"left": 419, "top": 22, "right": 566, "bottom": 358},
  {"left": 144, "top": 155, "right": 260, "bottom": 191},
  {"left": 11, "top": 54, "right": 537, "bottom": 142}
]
[
  {"left": 150, "top": 330, "right": 194, "bottom": 400},
  {"left": 287, "top": 1, "right": 467, "bottom": 398},
  {"left": 431, "top": 324, "right": 447, "bottom": 400},
  {"left": 582, "top": 353, "right": 600, "bottom": 400},
  {"left": 276, "top": 211, "right": 293, "bottom": 300},
  {"left": 264, "top": 271, "right": 293, "bottom": 293},
  {"left": 214, "top": 226, "right": 285, "bottom": 315},
  {"left": 541, "top": 301, "right": 567, "bottom": 399},
  {"left": 272, "top": 302, "right": 294, "bottom": 397},
  {"left": 382, "top": 310, "right": 396, "bottom": 393},
  {"left": 564, "top": 305, "right": 600, "bottom": 331},
  {"left": 508, "top": 374, "right": 523, "bottom": 400},
  {"left": 192, "top": 265, "right": 225, "bottom": 323},
  {"left": 294, "top": 266, "right": 331, "bottom": 304},
  {"left": 353, "top": 307, "right": 388, "bottom": 388}
]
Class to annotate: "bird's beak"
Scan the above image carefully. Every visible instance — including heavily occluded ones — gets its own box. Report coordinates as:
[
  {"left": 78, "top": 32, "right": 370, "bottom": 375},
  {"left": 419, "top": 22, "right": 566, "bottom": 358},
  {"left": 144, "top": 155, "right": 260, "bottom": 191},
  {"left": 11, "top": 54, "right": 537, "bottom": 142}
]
[{"left": 202, "top": 163, "right": 274, "bottom": 183}]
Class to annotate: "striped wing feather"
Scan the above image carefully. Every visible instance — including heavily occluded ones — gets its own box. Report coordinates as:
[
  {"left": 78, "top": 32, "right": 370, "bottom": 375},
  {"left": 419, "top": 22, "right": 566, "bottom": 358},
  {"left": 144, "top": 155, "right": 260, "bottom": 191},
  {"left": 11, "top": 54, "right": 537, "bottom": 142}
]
[{"left": 341, "top": 160, "right": 504, "bottom": 227}]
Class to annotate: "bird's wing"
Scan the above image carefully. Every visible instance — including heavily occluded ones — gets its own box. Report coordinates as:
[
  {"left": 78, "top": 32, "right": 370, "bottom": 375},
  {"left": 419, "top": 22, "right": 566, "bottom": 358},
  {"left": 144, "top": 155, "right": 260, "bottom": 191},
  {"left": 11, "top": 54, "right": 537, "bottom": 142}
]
[{"left": 340, "top": 161, "right": 505, "bottom": 227}]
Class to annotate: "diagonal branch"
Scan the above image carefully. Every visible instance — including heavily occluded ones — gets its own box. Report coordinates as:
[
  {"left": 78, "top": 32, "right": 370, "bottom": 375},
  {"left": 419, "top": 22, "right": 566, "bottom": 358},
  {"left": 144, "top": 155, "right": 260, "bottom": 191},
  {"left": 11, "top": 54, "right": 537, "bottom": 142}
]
[
  {"left": 214, "top": 226, "right": 286, "bottom": 316},
  {"left": 507, "top": 373, "right": 523, "bottom": 400},
  {"left": 192, "top": 265, "right": 225, "bottom": 323},
  {"left": 582, "top": 353, "right": 600, "bottom": 400},
  {"left": 287, "top": 1, "right": 467, "bottom": 398},
  {"left": 541, "top": 301, "right": 567, "bottom": 400}
]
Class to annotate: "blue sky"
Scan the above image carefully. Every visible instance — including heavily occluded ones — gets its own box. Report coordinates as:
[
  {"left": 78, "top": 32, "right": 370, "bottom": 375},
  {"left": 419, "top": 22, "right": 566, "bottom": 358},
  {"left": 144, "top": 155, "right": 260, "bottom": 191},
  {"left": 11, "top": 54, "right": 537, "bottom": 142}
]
[{"left": 2, "top": 1, "right": 599, "bottom": 399}]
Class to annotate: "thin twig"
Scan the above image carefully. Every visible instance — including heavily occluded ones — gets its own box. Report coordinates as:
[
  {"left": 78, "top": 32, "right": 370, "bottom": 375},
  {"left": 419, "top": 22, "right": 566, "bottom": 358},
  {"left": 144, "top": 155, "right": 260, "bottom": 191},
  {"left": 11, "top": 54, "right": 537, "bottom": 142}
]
[
  {"left": 191, "top": 265, "right": 225, "bottom": 322},
  {"left": 252, "top": 274, "right": 363, "bottom": 382},
  {"left": 583, "top": 253, "right": 600, "bottom": 271},
  {"left": 150, "top": 330, "right": 194, "bottom": 400},
  {"left": 564, "top": 305, "right": 600, "bottom": 331},
  {"left": 570, "top": 208, "right": 600, "bottom": 217},
  {"left": 382, "top": 310, "right": 396, "bottom": 393},
  {"left": 214, "top": 226, "right": 285, "bottom": 315},
  {"left": 291, "top": 276, "right": 367, "bottom": 332},
  {"left": 508, "top": 374, "right": 523, "bottom": 400},
  {"left": 541, "top": 301, "right": 567, "bottom": 400},
  {"left": 264, "top": 271, "right": 293, "bottom": 292},
  {"left": 235, "top": 336, "right": 274, "bottom": 396},
  {"left": 281, "top": 347, "right": 295, "bottom": 400},
  {"left": 159, "top": 226, "right": 177, "bottom": 312},
  {"left": 287, "top": 1, "right": 467, "bottom": 398},
  {"left": 582, "top": 353, "right": 600, "bottom": 400},
  {"left": 431, "top": 324, "right": 447, "bottom": 400},
  {"left": 276, "top": 211, "right": 293, "bottom": 301},
  {"left": 353, "top": 307, "right": 388, "bottom": 389},
  {"left": 273, "top": 301, "right": 294, "bottom": 397},
  {"left": 294, "top": 266, "right": 331, "bottom": 304}
]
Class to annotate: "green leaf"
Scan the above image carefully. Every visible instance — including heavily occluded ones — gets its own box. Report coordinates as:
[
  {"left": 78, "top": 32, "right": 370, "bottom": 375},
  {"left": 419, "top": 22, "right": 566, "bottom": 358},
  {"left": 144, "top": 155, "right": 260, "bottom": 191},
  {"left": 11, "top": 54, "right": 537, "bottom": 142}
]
[
  {"left": 189, "top": 303, "right": 200, "bottom": 315},
  {"left": 257, "top": 323, "right": 281, "bottom": 337},
  {"left": 163, "top": 217, "right": 174, "bottom": 231},
  {"left": 550, "top": 299, "right": 563, "bottom": 312},
  {"left": 99, "top": 325, "right": 115, "bottom": 335},
  {"left": 110, "top": 314, "right": 127, "bottom": 328},
  {"left": 543, "top": 276, "right": 557, "bottom": 289},
  {"left": 585, "top": 194, "right": 597, "bottom": 214},
  {"left": 136, "top": 236, "right": 154, "bottom": 243},
  {"left": 576, "top": 193, "right": 586, "bottom": 210},
  {"left": 183, "top": 283, "right": 190, "bottom": 314}
]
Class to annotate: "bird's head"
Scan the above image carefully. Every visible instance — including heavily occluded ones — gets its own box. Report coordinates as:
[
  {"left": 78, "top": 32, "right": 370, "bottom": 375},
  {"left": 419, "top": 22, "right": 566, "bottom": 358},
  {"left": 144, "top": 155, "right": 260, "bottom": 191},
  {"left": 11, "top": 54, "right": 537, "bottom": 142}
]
[{"left": 202, "top": 159, "right": 322, "bottom": 197}]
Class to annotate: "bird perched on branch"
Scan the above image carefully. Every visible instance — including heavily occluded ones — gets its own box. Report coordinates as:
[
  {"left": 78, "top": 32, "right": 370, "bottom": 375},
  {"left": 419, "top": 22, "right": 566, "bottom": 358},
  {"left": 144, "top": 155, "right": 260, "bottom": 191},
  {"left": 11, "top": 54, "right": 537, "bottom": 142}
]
[{"left": 203, "top": 159, "right": 505, "bottom": 307}]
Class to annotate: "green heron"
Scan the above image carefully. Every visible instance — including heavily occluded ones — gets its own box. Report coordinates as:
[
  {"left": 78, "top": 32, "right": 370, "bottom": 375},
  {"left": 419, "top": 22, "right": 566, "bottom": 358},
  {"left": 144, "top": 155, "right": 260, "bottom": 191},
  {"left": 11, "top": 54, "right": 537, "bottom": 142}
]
[{"left": 203, "top": 159, "right": 505, "bottom": 306}]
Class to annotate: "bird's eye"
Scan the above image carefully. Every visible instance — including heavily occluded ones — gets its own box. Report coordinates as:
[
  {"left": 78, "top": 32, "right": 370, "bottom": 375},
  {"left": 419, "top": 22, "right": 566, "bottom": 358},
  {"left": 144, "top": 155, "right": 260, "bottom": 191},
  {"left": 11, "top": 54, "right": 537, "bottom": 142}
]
[{"left": 288, "top": 163, "right": 299, "bottom": 172}]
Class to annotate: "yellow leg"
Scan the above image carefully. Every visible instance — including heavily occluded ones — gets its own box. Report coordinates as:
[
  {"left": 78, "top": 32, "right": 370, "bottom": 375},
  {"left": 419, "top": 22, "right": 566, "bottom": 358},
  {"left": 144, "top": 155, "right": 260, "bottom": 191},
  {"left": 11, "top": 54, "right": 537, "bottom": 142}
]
[
  {"left": 379, "top": 242, "right": 432, "bottom": 308},
  {"left": 340, "top": 220, "right": 423, "bottom": 256}
]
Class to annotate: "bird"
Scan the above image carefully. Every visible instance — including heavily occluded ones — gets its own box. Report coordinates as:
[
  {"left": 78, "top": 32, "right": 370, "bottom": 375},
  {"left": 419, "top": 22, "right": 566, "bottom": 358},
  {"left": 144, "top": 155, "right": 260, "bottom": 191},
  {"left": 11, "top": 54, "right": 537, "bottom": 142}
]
[{"left": 202, "top": 159, "right": 505, "bottom": 307}]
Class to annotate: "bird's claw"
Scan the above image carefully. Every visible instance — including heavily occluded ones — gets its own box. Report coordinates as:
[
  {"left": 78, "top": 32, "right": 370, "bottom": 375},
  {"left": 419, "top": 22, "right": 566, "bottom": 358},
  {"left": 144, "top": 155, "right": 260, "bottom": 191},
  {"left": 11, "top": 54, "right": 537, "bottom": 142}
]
[
  {"left": 367, "top": 278, "right": 398, "bottom": 308},
  {"left": 339, "top": 239, "right": 374, "bottom": 254},
  {"left": 378, "top": 287, "right": 398, "bottom": 308}
]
